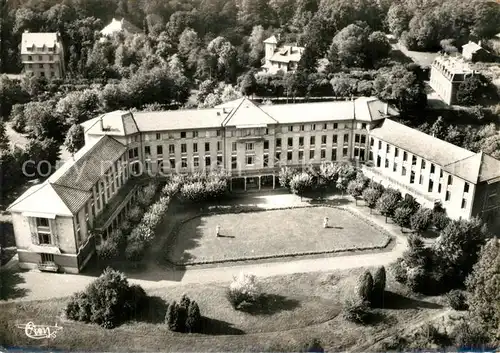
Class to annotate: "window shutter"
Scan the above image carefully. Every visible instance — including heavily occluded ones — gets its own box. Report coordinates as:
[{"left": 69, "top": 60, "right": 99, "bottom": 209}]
[
  {"left": 49, "top": 219, "right": 59, "bottom": 247},
  {"left": 28, "top": 218, "right": 39, "bottom": 244}
]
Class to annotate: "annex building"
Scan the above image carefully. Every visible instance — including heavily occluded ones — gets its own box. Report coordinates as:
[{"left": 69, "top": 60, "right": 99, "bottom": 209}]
[
  {"left": 7, "top": 97, "right": 500, "bottom": 273},
  {"left": 20, "top": 31, "right": 65, "bottom": 78}
]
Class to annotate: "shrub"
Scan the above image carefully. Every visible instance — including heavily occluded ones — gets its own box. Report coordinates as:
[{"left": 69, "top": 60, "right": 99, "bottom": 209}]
[
  {"left": 227, "top": 273, "right": 262, "bottom": 310},
  {"left": 300, "top": 338, "right": 324, "bottom": 353},
  {"left": 205, "top": 178, "right": 228, "bottom": 199},
  {"left": 406, "top": 266, "right": 427, "bottom": 293},
  {"left": 362, "top": 187, "right": 382, "bottom": 211},
  {"left": 278, "top": 167, "right": 297, "bottom": 189},
  {"left": 289, "top": 172, "right": 314, "bottom": 198},
  {"left": 96, "top": 238, "right": 119, "bottom": 260},
  {"left": 119, "top": 220, "right": 132, "bottom": 235},
  {"left": 393, "top": 205, "right": 414, "bottom": 230},
  {"left": 137, "top": 183, "right": 157, "bottom": 207},
  {"left": 372, "top": 266, "right": 386, "bottom": 307},
  {"left": 357, "top": 270, "right": 374, "bottom": 305},
  {"left": 432, "top": 211, "right": 449, "bottom": 231},
  {"left": 451, "top": 320, "right": 491, "bottom": 349},
  {"left": 411, "top": 323, "right": 449, "bottom": 348},
  {"left": 162, "top": 180, "right": 182, "bottom": 197},
  {"left": 125, "top": 239, "right": 146, "bottom": 261},
  {"left": 65, "top": 268, "right": 146, "bottom": 328},
  {"left": 342, "top": 299, "right": 371, "bottom": 324},
  {"left": 109, "top": 229, "right": 126, "bottom": 249},
  {"left": 165, "top": 301, "right": 181, "bottom": 332},
  {"left": 128, "top": 206, "right": 144, "bottom": 224},
  {"left": 410, "top": 207, "right": 433, "bottom": 234},
  {"left": 65, "top": 291, "right": 91, "bottom": 322},
  {"left": 185, "top": 301, "right": 202, "bottom": 333},
  {"left": 141, "top": 197, "right": 168, "bottom": 230},
  {"left": 376, "top": 189, "right": 402, "bottom": 222},
  {"left": 181, "top": 181, "right": 206, "bottom": 202},
  {"left": 392, "top": 258, "right": 408, "bottom": 284},
  {"left": 446, "top": 289, "right": 468, "bottom": 311}
]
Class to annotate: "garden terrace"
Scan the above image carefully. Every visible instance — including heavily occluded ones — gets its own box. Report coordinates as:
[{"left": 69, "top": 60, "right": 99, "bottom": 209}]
[{"left": 166, "top": 206, "right": 391, "bottom": 265}]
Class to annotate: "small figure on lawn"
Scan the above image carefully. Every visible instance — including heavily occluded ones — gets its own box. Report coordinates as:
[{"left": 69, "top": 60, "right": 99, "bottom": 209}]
[
  {"left": 323, "top": 217, "right": 329, "bottom": 229},
  {"left": 216, "top": 224, "right": 221, "bottom": 237}
]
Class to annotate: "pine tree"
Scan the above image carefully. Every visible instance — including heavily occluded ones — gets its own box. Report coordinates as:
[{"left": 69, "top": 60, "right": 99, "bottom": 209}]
[
  {"left": 165, "top": 301, "right": 180, "bottom": 332},
  {"left": 357, "top": 270, "right": 374, "bottom": 306},
  {"left": 185, "top": 301, "right": 201, "bottom": 333},
  {"left": 372, "top": 266, "right": 386, "bottom": 307}
]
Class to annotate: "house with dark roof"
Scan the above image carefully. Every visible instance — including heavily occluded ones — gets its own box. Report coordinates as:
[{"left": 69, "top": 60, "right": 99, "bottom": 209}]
[
  {"left": 261, "top": 35, "right": 304, "bottom": 74},
  {"left": 8, "top": 96, "right": 500, "bottom": 273},
  {"left": 7, "top": 136, "right": 138, "bottom": 273}
]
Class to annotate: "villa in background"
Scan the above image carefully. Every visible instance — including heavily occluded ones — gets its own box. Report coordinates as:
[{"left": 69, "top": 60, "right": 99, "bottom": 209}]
[
  {"left": 100, "top": 18, "right": 143, "bottom": 38},
  {"left": 20, "top": 31, "right": 65, "bottom": 78},
  {"left": 429, "top": 55, "right": 475, "bottom": 105},
  {"left": 261, "top": 35, "right": 304, "bottom": 74},
  {"left": 7, "top": 97, "right": 500, "bottom": 273},
  {"left": 461, "top": 41, "right": 492, "bottom": 62}
]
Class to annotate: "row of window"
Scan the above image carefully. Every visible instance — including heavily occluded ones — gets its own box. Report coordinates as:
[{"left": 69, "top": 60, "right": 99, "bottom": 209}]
[
  {"left": 26, "top": 46, "right": 55, "bottom": 53},
  {"left": 26, "top": 63, "right": 56, "bottom": 69},
  {"left": 26, "top": 55, "right": 56, "bottom": 61},
  {"left": 143, "top": 123, "right": 369, "bottom": 142},
  {"left": 135, "top": 134, "right": 368, "bottom": 158},
  {"left": 148, "top": 145, "right": 364, "bottom": 171},
  {"left": 26, "top": 70, "right": 57, "bottom": 78}
]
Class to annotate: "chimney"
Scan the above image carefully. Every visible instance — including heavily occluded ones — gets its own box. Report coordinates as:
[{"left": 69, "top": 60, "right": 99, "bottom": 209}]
[
  {"left": 100, "top": 117, "right": 104, "bottom": 131},
  {"left": 277, "top": 33, "right": 281, "bottom": 42},
  {"left": 478, "top": 40, "right": 482, "bottom": 47},
  {"left": 384, "top": 103, "right": 388, "bottom": 115},
  {"left": 24, "top": 30, "right": 29, "bottom": 33}
]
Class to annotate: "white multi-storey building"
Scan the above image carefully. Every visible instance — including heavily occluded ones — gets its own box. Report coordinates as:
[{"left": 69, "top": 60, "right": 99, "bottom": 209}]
[
  {"left": 7, "top": 97, "right": 500, "bottom": 273},
  {"left": 20, "top": 32, "right": 65, "bottom": 78},
  {"left": 429, "top": 55, "right": 475, "bottom": 105}
]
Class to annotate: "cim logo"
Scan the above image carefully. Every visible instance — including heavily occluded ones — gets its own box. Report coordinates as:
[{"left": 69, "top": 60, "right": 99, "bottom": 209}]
[{"left": 16, "top": 322, "right": 63, "bottom": 339}]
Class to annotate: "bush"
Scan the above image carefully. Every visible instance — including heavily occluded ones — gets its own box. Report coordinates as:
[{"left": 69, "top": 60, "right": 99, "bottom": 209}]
[
  {"left": 451, "top": 320, "right": 491, "bottom": 349},
  {"left": 120, "top": 220, "right": 132, "bottom": 235},
  {"left": 125, "top": 239, "right": 146, "bottom": 261},
  {"left": 227, "top": 273, "right": 262, "bottom": 310},
  {"left": 65, "top": 291, "right": 91, "bottom": 322},
  {"left": 289, "top": 172, "right": 314, "bottom": 197},
  {"left": 446, "top": 289, "right": 468, "bottom": 311},
  {"left": 392, "top": 258, "right": 408, "bottom": 284},
  {"left": 185, "top": 301, "right": 202, "bottom": 333},
  {"left": 362, "top": 187, "right": 382, "bottom": 210},
  {"left": 65, "top": 268, "right": 146, "bottom": 328},
  {"left": 128, "top": 206, "right": 144, "bottom": 224},
  {"left": 410, "top": 207, "right": 433, "bottom": 234},
  {"left": 300, "top": 338, "right": 324, "bottom": 353},
  {"left": 372, "top": 266, "right": 386, "bottom": 307},
  {"left": 96, "top": 238, "right": 119, "bottom": 260},
  {"left": 406, "top": 266, "right": 427, "bottom": 293},
  {"left": 432, "top": 211, "right": 449, "bottom": 231},
  {"left": 109, "top": 229, "right": 126, "bottom": 249},
  {"left": 357, "top": 270, "right": 374, "bottom": 305},
  {"left": 137, "top": 183, "right": 157, "bottom": 207},
  {"left": 181, "top": 181, "right": 206, "bottom": 202},
  {"left": 278, "top": 167, "right": 297, "bottom": 189},
  {"left": 393, "top": 205, "right": 414, "bottom": 230},
  {"left": 162, "top": 179, "right": 182, "bottom": 197},
  {"left": 342, "top": 299, "right": 371, "bottom": 324},
  {"left": 411, "top": 323, "right": 449, "bottom": 348}
]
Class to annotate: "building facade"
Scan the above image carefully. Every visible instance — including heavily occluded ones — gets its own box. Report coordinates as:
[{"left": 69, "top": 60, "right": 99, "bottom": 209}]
[
  {"left": 20, "top": 32, "right": 65, "bottom": 78},
  {"left": 261, "top": 35, "right": 304, "bottom": 74},
  {"left": 429, "top": 55, "right": 475, "bottom": 105},
  {"left": 7, "top": 97, "right": 500, "bottom": 273},
  {"left": 363, "top": 119, "right": 500, "bottom": 222},
  {"left": 461, "top": 41, "right": 492, "bottom": 62},
  {"left": 100, "top": 18, "right": 142, "bottom": 38}
]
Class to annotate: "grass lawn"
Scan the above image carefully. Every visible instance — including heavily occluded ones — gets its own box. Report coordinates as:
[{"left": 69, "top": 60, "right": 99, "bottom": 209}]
[
  {"left": 166, "top": 207, "right": 390, "bottom": 265},
  {"left": 0, "top": 268, "right": 449, "bottom": 352}
]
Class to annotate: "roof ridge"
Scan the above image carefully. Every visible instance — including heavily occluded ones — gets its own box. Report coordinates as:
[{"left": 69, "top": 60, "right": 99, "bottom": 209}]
[
  {"left": 444, "top": 151, "right": 480, "bottom": 167},
  {"left": 6, "top": 182, "right": 47, "bottom": 210}
]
